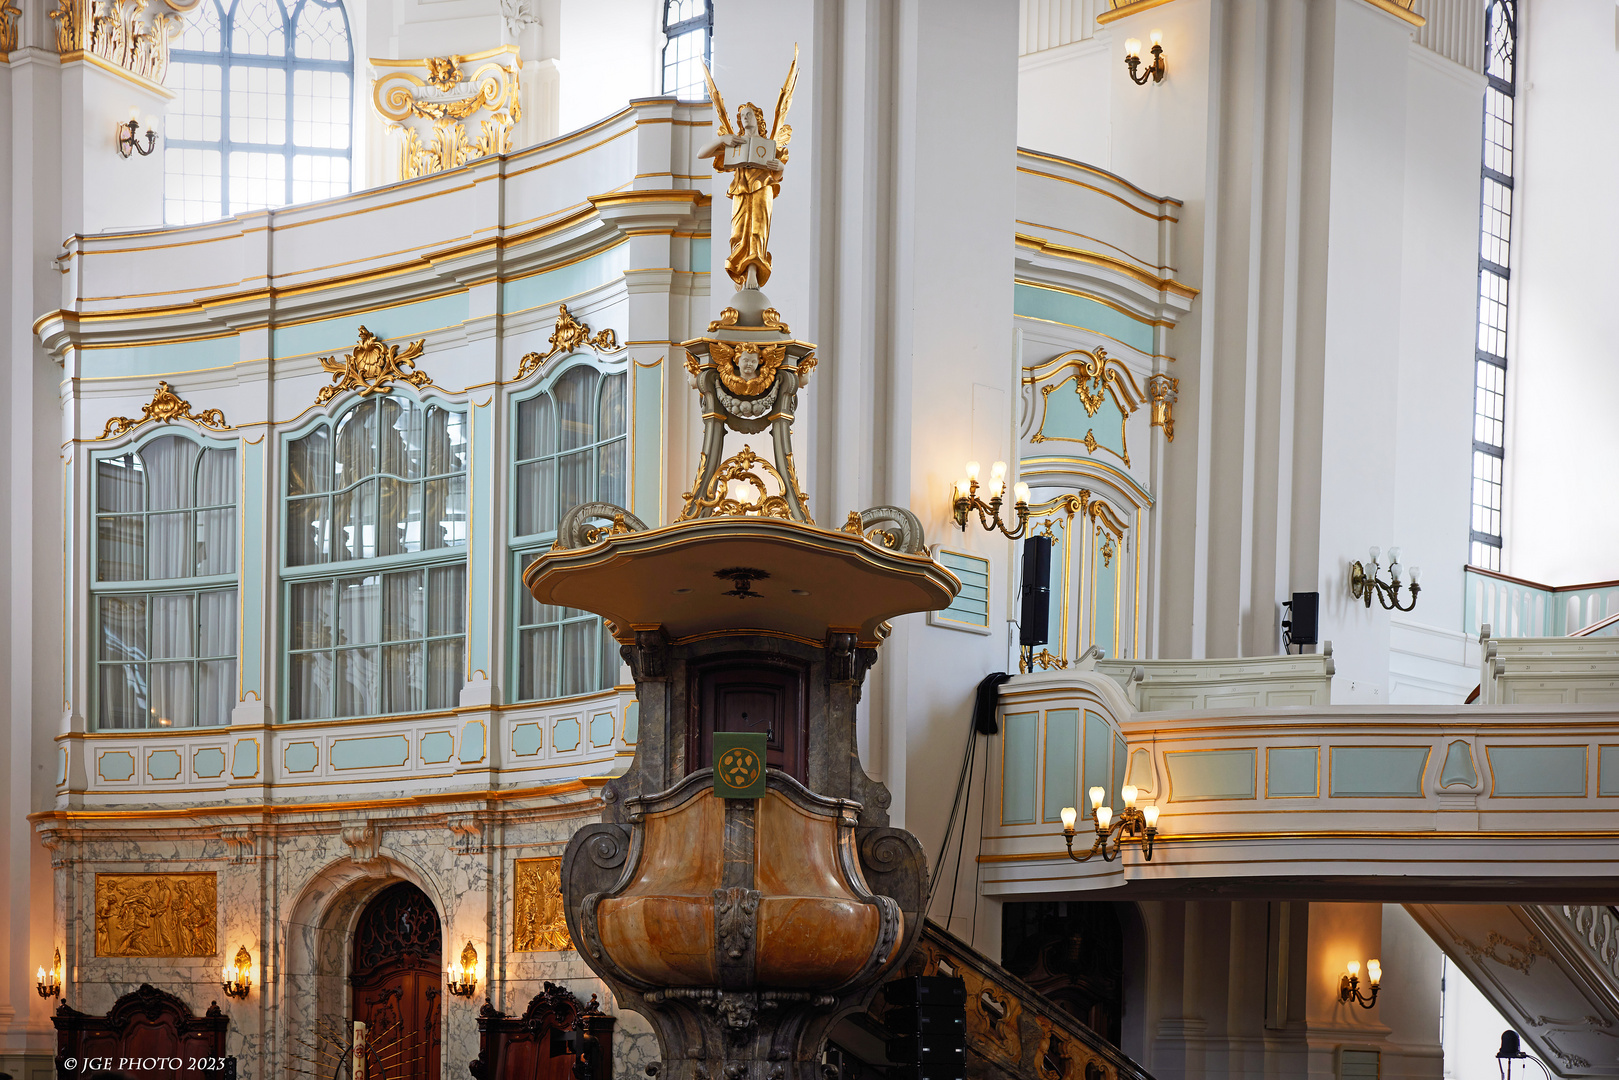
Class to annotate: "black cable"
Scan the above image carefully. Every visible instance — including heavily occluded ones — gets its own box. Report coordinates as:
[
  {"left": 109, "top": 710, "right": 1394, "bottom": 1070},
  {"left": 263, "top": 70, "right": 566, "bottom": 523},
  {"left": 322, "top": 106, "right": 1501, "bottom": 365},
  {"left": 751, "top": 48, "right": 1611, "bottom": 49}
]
[
  {"left": 927, "top": 706, "right": 979, "bottom": 915},
  {"left": 943, "top": 728, "right": 977, "bottom": 929},
  {"left": 968, "top": 734, "right": 991, "bottom": 947}
]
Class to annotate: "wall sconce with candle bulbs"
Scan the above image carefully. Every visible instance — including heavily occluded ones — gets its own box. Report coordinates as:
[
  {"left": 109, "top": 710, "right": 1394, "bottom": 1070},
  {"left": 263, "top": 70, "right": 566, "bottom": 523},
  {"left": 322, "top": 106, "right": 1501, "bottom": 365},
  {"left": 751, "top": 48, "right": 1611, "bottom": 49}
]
[
  {"left": 1350, "top": 546, "right": 1421, "bottom": 611},
  {"left": 448, "top": 941, "right": 479, "bottom": 998},
  {"left": 1339, "top": 958, "right": 1381, "bottom": 1008},
  {"left": 37, "top": 948, "right": 61, "bottom": 998},
  {"left": 117, "top": 107, "right": 159, "bottom": 158},
  {"left": 1124, "top": 31, "right": 1167, "bottom": 84},
  {"left": 221, "top": 946, "right": 252, "bottom": 999},
  {"left": 1060, "top": 785, "right": 1159, "bottom": 862},
  {"left": 952, "top": 461, "right": 1031, "bottom": 539}
]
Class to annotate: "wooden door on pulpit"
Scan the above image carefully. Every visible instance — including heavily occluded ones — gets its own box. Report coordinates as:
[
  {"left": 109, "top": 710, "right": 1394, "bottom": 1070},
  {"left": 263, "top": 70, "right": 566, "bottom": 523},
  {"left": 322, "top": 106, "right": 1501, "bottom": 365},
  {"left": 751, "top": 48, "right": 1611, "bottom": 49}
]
[
  {"left": 689, "top": 655, "right": 808, "bottom": 782},
  {"left": 351, "top": 881, "right": 443, "bottom": 1080}
]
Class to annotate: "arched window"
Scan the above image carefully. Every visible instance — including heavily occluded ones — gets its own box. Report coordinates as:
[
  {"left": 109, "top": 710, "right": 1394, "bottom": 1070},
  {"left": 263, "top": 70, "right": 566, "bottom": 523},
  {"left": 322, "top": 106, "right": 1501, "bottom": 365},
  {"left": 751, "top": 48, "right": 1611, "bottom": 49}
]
[
  {"left": 512, "top": 365, "right": 626, "bottom": 701},
  {"left": 661, "top": 0, "right": 712, "bottom": 99},
  {"left": 164, "top": 0, "right": 354, "bottom": 225},
  {"left": 284, "top": 396, "right": 469, "bottom": 720},
  {"left": 94, "top": 434, "right": 238, "bottom": 729}
]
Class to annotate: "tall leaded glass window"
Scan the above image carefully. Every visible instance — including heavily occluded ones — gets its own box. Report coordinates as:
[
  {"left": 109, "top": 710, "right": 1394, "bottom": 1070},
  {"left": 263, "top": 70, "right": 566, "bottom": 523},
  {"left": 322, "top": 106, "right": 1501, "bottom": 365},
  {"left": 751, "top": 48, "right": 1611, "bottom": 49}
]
[
  {"left": 94, "top": 435, "right": 239, "bottom": 729},
  {"left": 512, "top": 365, "right": 627, "bottom": 701},
  {"left": 1470, "top": 0, "right": 1516, "bottom": 571},
  {"left": 661, "top": 0, "right": 712, "bottom": 99},
  {"left": 284, "top": 396, "right": 469, "bottom": 720},
  {"left": 165, "top": 0, "right": 354, "bottom": 224}
]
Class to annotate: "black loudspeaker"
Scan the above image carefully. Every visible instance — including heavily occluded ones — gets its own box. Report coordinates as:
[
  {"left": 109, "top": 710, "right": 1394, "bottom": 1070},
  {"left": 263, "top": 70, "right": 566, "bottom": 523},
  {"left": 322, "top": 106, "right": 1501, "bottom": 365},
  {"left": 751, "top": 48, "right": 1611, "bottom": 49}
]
[
  {"left": 1020, "top": 536, "right": 1053, "bottom": 648},
  {"left": 885, "top": 976, "right": 967, "bottom": 1080},
  {"left": 1283, "top": 591, "right": 1319, "bottom": 649}
]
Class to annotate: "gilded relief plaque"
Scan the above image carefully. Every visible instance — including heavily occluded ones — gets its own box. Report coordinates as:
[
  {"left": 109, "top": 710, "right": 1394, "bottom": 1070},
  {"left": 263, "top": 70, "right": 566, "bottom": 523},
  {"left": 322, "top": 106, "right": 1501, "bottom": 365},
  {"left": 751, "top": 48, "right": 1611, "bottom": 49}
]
[
  {"left": 94, "top": 873, "right": 218, "bottom": 957},
  {"left": 513, "top": 857, "right": 571, "bottom": 952}
]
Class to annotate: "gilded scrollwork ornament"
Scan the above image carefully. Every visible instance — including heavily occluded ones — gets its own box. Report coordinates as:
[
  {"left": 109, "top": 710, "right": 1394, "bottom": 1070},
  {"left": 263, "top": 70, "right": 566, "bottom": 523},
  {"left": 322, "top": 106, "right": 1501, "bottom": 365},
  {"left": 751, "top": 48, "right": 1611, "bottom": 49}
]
[
  {"left": 97, "top": 380, "right": 229, "bottom": 440},
  {"left": 1148, "top": 372, "right": 1179, "bottom": 442},
  {"left": 516, "top": 302, "right": 622, "bottom": 381},
  {"left": 373, "top": 46, "right": 522, "bottom": 181},
  {"left": 0, "top": 0, "right": 22, "bottom": 58},
  {"left": 315, "top": 326, "right": 431, "bottom": 404},
  {"left": 50, "top": 0, "right": 194, "bottom": 85}
]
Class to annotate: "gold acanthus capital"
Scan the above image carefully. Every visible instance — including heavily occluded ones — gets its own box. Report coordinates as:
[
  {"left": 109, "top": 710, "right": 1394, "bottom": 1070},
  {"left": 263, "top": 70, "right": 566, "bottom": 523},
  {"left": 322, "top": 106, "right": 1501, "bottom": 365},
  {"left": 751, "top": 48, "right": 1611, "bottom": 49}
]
[
  {"left": 372, "top": 46, "right": 522, "bottom": 181},
  {"left": 1148, "top": 372, "right": 1178, "bottom": 442}
]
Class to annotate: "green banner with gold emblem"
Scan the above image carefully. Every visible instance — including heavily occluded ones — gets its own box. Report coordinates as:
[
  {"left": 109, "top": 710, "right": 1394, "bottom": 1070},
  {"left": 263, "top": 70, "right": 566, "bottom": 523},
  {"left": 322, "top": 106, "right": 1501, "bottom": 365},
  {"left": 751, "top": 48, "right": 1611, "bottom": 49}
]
[{"left": 713, "top": 732, "right": 767, "bottom": 799}]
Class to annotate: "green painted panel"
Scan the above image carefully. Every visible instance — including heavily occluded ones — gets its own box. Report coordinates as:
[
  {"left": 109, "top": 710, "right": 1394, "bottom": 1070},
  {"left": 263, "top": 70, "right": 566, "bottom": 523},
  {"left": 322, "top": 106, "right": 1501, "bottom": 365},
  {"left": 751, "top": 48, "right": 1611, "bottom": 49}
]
[
  {"left": 58, "top": 747, "right": 67, "bottom": 786},
  {"left": 1486, "top": 746, "right": 1586, "bottom": 797},
  {"left": 553, "top": 716, "right": 581, "bottom": 752},
  {"left": 1083, "top": 710, "right": 1111, "bottom": 810},
  {"left": 459, "top": 720, "right": 486, "bottom": 763},
  {"left": 938, "top": 551, "right": 990, "bottom": 627},
  {"left": 1014, "top": 283, "right": 1154, "bottom": 353},
  {"left": 231, "top": 739, "right": 259, "bottom": 778},
  {"left": 1041, "top": 386, "right": 1128, "bottom": 462},
  {"left": 633, "top": 360, "right": 664, "bottom": 524},
  {"left": 329, "top": 734, "right": 408, "bottom": 771},
  {"left": 272, "top": 293, "right": 471, "bottom": 359},
  {"left": 1340, "top": 1050, "right": 1379, "bottom": 1080},
  {"left": 1439, "top": 740, "right": 1479, "bottom": 789},
  {"left": 1166, "top": 749, "right": 1255, "bottom": 801},
  {"left": 421, "top": 730, "right": 456, "bottom": 763},
  {"left": 1042, "top": 709, "right": 1078, "bottom": 823},
  {"left": 1266, "top": 747, "right": 1319, "bottom": 797},
  {"left": 590, "top": 711, "right": 615, "bottom": 747},
  {"left": 1125, "top": 747, "right": 1154, "bottom": 793},
  {"left": 1602, "top": 746, "right": 1619, "bottom": 796},
  {"left": 1002, "top": 711, "right": 1038, "bottom": 825},
  {"left": 283, "top": 741, "right": 319, "bottom": 774},
  {"left": 1112, "top": 733, "right": 1127, "bottom": 802},
  {"left": 1330, "top": 747, "right": 1428, "bottom": 797},
  {"left": 147, "top": 749, "right": 182, "bottom": 781},
  {"left": 690, "top": 237, "right": 711, "bottom": 272},
  {"left": 624, "top": 701, "right": 639, "bottom": 743},
  {"left": 98, "top": 750, "right": 135, "bottom": 782},
  {"left": 79, "top": 335, "right": 240, "bottom": 379},
  {"left": 240, "top": 438, "right": 264, "bottom": 701},
  {"left": 502, "top": 245, "right": 630, "bottom": 314},
  {"left": 508, "top": 724, "right": 541, "bottom": 757},
  {"left": 466, "top": 399, "right": 494, "bottom": 681},
  {"left": 1092, "top": 531, "right": 1118, "bottom": 656},
  {"left": 193, "top": 747, "right": 226, "bottom": 778}
]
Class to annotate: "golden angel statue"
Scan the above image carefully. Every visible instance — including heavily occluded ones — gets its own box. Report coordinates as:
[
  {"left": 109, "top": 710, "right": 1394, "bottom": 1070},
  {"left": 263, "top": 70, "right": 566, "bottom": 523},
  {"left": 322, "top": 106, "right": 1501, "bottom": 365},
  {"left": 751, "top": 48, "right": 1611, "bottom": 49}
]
[{"left": 698, "top": 45, "right": 798, "bottom": 291}]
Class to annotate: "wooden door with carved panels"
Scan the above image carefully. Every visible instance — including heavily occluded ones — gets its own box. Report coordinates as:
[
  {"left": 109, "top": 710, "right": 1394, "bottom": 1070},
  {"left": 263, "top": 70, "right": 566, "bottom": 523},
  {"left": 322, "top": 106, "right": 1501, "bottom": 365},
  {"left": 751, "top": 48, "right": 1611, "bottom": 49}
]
[{"left": 351, "top": 881, "right": 443, "bottom": 1080}]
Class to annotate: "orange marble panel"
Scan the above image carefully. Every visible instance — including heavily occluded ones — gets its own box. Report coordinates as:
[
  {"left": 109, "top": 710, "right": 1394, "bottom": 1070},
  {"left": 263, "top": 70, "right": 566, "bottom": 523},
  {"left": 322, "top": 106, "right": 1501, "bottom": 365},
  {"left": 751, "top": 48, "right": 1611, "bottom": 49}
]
[
  {"left": 754, "top": 897, "right": 881, "bottom": 986},
  {"left": 618, "top": 790, "right": 727, "bottom": 898},
  {"left": 754, "top": 792, "right": 861, "bottom": 901},
  {"left": 596, "top": 895, "right": 719, "bottom": 985}
]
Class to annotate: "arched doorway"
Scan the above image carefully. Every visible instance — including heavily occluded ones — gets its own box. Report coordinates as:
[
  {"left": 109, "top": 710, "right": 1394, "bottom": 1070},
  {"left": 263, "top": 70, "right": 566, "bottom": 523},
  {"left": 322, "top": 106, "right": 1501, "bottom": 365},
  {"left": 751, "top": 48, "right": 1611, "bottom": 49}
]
[
  {"left": 1001, "top": 900, "right": 1126, "bottom": 1047},
  {"left": 351, "top": 881, "right": 443, "bottom": 1080}
]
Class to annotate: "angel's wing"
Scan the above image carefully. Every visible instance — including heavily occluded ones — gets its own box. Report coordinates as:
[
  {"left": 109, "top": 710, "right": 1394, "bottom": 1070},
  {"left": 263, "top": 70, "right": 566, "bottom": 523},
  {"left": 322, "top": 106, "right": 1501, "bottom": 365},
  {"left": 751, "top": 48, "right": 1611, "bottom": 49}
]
[
  {"left": 770, "top": 43, "right": 798, "bottom": 150},
  {"left": 702, "top": 61, "right": 734, "bottom": 136}
]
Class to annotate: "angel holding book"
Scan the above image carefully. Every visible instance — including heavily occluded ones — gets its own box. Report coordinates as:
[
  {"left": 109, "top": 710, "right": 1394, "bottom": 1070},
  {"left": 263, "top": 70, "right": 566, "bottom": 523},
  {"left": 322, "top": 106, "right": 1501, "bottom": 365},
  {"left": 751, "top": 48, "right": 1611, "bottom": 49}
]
[{"left": 698, "top": 46, "right": 798, "bottom": 291}]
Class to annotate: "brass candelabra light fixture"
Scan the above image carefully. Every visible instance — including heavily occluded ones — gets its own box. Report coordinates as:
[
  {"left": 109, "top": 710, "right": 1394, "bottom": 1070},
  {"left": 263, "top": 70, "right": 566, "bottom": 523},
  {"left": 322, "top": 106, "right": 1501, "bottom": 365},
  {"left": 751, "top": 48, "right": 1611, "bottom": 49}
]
[
  {"left": 1339, "top": 959, "right": 1382, "bottom": 1008},
  {"left": 221, "top": 945, "right": 252, "bottom": 999},
  {"left": 1060, "top": 785, "right": 1159, "bottom": 862},
  {"left": 36, "top": 949, "right": 61, "bottom": 998},
  {"left": 1350, "top": 546, "right": 1421, "bottom": 611},
  {"left": 952, "top": 460, "right": 1031, "bottom": 538},
  {"left": 117, "top": 107, "right": 159, "bottom": 158},
  {"left": 1125, "top": 31, "right": 1167, "bottom": 84},
  {"left": 447, "top": 942, "right": 479, "bottom": 997}
]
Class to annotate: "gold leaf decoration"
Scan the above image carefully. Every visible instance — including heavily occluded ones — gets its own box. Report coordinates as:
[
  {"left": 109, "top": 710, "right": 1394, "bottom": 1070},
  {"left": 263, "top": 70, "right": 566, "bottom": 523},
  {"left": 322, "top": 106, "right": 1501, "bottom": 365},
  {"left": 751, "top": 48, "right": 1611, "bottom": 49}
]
[
  {"left": 373, "top": 48, "right": 522, "bottom": 181},
  {"left": 0, "top": 0, "right": 22, "bottom": 56},
  {"left": 516, "top": 303, "right": 622, "bottom": 382},
  {"left": 513, "top": 857, "right": 571, "bottom": 952},
  {"left": 315, "top": 326, "right": 430, "bottom": 405},
  {"left": 51, "top": 0, "right": 184, "bottom": 84},
  {"left": 709, "top": 341, "right": 787, "bottom": 397},
  {"left": 98, "top": 381, "right": 230, "bottom": 441},
  {"left": 94, "top": 872, "right": 217, "bottom": 957}
]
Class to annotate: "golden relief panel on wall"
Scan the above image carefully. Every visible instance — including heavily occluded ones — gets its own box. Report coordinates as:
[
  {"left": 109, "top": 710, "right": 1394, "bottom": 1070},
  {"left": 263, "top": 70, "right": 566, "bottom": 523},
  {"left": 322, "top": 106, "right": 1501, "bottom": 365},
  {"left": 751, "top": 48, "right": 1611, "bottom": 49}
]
[
  {"left": 513, "top": 857, "right": 571, "bottom": 952},
  {"left": 94, "top": 872, "right": 217, "bottom": 957},
  {"left": 372, "top": 46, "right": 522, "bottom": 181}
]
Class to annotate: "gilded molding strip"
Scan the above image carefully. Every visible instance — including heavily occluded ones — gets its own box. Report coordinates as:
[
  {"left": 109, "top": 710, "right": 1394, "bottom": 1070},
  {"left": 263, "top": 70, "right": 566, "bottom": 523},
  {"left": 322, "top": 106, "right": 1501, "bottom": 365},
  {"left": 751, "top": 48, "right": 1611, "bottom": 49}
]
[
  {"left": 373, "top": 46, "right": 523, "bottom": 181},
  {"left": 513, "top": 856, "right": 572, "bottom": 951},
  {"left": 1026, "top": 347, "right": 1144, "bottom": 467},
  {"left": 95, "top": 872, "right": 217, "bottom": 957},
  {"left": 516, "top": 303, "right": 622, "bottom": 381},
  {"left": 314, "top": 326, "right": 431, "bottom": 405},
  {"left": 97, "top": 380, "right": 230, "bottom": 440},
  {"left": 1097, "top": 0, "right": 1181, "bottom": 27}
]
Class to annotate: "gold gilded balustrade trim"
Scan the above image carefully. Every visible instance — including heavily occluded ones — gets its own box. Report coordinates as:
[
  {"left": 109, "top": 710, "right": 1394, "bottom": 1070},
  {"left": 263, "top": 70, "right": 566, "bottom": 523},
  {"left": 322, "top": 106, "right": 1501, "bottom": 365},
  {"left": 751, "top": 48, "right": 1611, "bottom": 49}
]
[
  {"left": 51, "top": 0, "right": 198, "bottom": 90},
  {"left": 373, "top": 46, "right": 522, "bottom": 181}
]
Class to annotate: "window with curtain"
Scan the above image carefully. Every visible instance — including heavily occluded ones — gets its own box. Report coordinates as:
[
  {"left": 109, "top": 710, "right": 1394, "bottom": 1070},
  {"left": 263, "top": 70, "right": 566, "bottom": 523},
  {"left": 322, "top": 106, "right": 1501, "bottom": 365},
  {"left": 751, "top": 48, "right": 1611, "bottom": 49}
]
[
  {"left": 94, "top": 435, "right": 239, "bottom": 729},
  {"left": 512, "top": 365, "right": 627, "bottom": 701},
  {"left": 164, "top": 0, "right": 354, "bottom": 225},
  {"left": 284, "top": 396, "right": 469, "bottom": 720},
  {"left": 661, "top": 0, "right": 712, "bottom": 99}
]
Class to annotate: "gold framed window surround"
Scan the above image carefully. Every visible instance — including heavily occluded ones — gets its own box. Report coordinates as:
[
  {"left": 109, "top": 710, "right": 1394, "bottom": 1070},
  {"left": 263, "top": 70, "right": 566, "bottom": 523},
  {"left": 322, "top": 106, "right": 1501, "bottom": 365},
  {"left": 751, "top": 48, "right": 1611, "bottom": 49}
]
[{"left": 372, "top": 46, "right": 522, "bottom": 181}]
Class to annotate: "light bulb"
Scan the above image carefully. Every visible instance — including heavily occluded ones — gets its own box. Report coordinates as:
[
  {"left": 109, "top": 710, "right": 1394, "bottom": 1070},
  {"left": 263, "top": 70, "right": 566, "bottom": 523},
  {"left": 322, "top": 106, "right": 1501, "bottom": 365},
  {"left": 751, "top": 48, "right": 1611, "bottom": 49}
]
[
  {"left": 1125, "top": 37, "right": 1141, "bottom": 59},
  {"left": 965, "top": 461, "right": 980, "bottom": 482},
  {"left": 1368, "top": 546, "right": 1380, "bottom": 564},
  {"left": 955, "top": 478, "right": 970, "bottom": 498},
  {"left": 223, "top": 963, "right": 233, "bottom": 982},
  {"left": 1410, "top": 566, "right": 1422, "bottom": 584},
  {"left": 1150, "top": 29, "right": 1163, "bottom": 48},
  {"left": 1096, "top": 806, "right": 1113, "bottom": 829},
  {"left": 1347, "top": 960, "right": 1360, "bottom": 977},
  {"left": 1089, "top": 785, "right": 1105, "bottom": 808},
  {"left": 128, "top": 105, "right": 141, "bottom": 121},
  {"left": 1388, "top": 547, "right": 1402, "bottom": 564},
  {"left": 1367, "top": 959, "right": 1381, "bottom": 986},
  {"left": 991, "top": 460, "right": 1007, "bottom": 479},
  {"left": 1014, "top": 482, "right": 1030, "bottom": 506},
  {"left": 37, "top": 966, "right": 46, "bottom": 980},
  {"left": 1143, "top": 804, "right": 1160, "bottom": 828},
  {"left": 1122, "top": 784, "right": 1138, "bottom": 808},
  {"left": 143, "top": 114, "right": 158, "bottom": 131},
  {"left": 1390, "top": 562, "right": 1403, "bottom": 581},
  {"left": 1060, "top": 806, "right": 1078, "bottom": 831},
  {"left": 988, "top": 476, "right": 1005, "bottom": 499}
]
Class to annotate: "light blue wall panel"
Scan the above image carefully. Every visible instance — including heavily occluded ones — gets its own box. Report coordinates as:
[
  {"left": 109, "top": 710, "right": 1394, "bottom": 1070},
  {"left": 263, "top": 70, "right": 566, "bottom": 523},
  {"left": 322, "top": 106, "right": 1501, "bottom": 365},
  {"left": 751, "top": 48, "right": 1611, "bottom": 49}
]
[
  {"left": 467, "top": 398, "right": 494, "bottom": 683},
  {"left": 1487, "top": 746, "right": 1587, "bottom": 797},
  {"left": 509, "top": 724, "right": 542, "bottom": 757},
  {"left": 1267, "top": 747, "right": 1319, "bottom": 797},
  {"left": 1602, "top": 746, "right": 1619, "bottom": 796},
  {"left": 98, "top": 750, "right": 135, "bottom": 782},
  {"left": 502, "top": 245, "right": 630, "bottom": 314},
  {"left": 193, "top": 747, "right": 226, "bottom": 778},
  {"left": 273, "top": 293, "right": 471, "bottom": 359},
  {"left": 938, "top": 551, "right": 990, "bottom": 628},
  {"left": 1040, "top": 389, "right": 1128, "bottom": 462},
  {"left": 624, "top": 701, "right": 639, "bottom": 743},
  {"left": 330, "top": 734, "right": 409, "bottom": 770},
  {"left": 633, "top": 361, "right": 664, "bottom": 523},
  {"left": 1002, "top": 711, "right": 1038, "bottom": 825},
  {"left": 1166, "top": 749, "right": 1255, "bottom": 801},
  {"left": 1091, "top": 531, "right": 1119, "bottom": 655},
  {"left": 1330, "top": 747, "right": 1429, "bottom": 797},
  {"left": 1439, "top": 740, "right": 1479, "bottom": 789},
  {"left": 590, "top": 711, "right": 615, "bottom": 747},
  {"left": 460, "top": 720, "right": 486, "bottom": 763},
  {"left": 78, "top": 335, "right": 240, "bottom": 379},
  {"left": 1042, "top": 709, "right": 1078, "bottom": 823},
  {"left": 421, "top": 731, "right": 455, "bottom": 763},
  {"left": 147, "top": 749, "right": 182, "bottom": 781},
  {"left": 1083, "top": 710, "right": 1111, "bottom": 811},
  {"left": 690, "top": 237, "right": 711, "bottom": 272},
  {"left": 239, "top": 437, "right": 265, "bottom": 702},
  {"left": 231, "top": 738, "right": 260, "bottom": 778},
  {"left": 553, "top": 716, "right": 580, "bottom": 752},
  {"left": 1013, "top": 283, "right": 1154, "bottom": 353},
  {"left": 283, "top": 742, "right": 319, "bottom": 774},
  {"left": 1112, "top": 733, "right": 1127, "bottom": 802}
]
